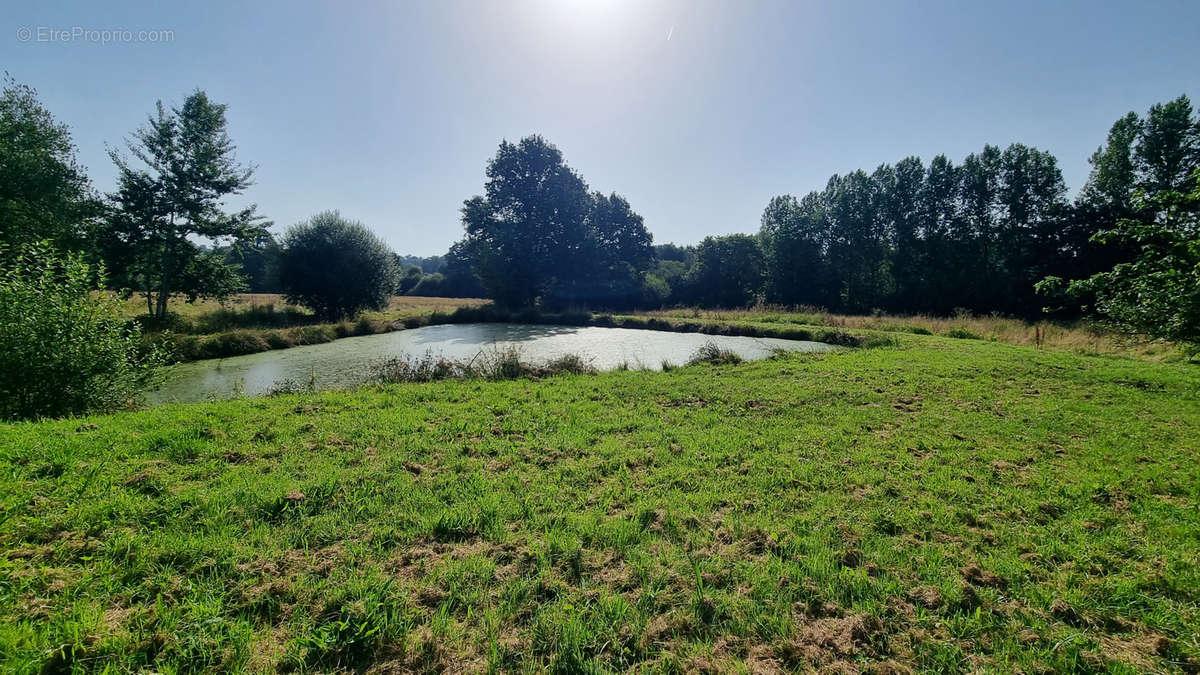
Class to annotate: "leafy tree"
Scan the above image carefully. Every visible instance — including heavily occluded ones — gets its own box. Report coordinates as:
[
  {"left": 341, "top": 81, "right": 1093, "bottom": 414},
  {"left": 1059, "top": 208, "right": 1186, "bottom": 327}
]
[
  {"left": 213, "top": 230, "right": 282, "bottom": 293},
  {"left": 0, "top": 76, "right": 97, "bottom": 257},
  {"left": 1135, "top": 96, "right": 1199, "bottom": 194},
  {"left": 0, "top": 242, "right": 160, "bottom": 420},
  {"left": 100, "top": 90, "right": 265, "bottom": 318},
  {"left": 459, "top": 136, "right": 653, "bottom": 308},
  {"left": 686, "top": 234, "right": 764, "bottom": 307},
  {"left": 396, "top": 265, "right": 424, "bottom": 294},
  {"left": 1041, "top": 170, "right": 1200, "bottom": 350},
  {"left": 1048, "top": 94, "right": 1200, "bottom": 324},
  {"left": 461, "top": 136, "right": 591, "bottom": 307},
  {"left": 885, "top": 157, "right": 926, "bottom": 309},
  {"left": 759, "top": 193, "right": 828, "bottom": 306},
  {"left": 551, "top": 192, "right": 654, "bottom": 307},
  {"left": 278, "top": 211, "right": 397, "bottom": 319}
]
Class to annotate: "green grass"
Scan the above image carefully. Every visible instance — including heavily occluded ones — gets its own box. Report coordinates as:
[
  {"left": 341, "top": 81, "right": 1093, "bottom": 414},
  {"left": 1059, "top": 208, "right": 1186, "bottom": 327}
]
[{"left": 1, "top": 336, "right": 1198, "bottom": 672}]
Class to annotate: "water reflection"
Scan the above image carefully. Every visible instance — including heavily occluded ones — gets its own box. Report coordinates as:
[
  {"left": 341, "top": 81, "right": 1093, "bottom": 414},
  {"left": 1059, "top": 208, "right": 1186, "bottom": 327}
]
[{"left": 148, "top": 323, "right": 836, "bottom": 404}]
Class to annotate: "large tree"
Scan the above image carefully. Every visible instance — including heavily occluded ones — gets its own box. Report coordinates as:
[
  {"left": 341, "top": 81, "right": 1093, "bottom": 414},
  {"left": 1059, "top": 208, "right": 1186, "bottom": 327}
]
[
  {"left": 759, "top": 193, "right": 828, "bottom": 307},
  {"left": 0, "top": 76, "right": 97, "bottom": 258},
  {"left": 551, "top": 192, "right": 654, "bottom": 307},
  {"left": 1041, "top": 95, "right": 1200, "bottom": 345},
  {"left": 100, "top": 90, "right": 265, "bottom": 318},
  {"left": 686, "top": 234, "right": 764, "bottom": 307},
  {"left": 460, "top": 136, "right": 591, "bottom": 307},
  {"left": 459, "top": 135, "right": 653, "bottom": 308}
]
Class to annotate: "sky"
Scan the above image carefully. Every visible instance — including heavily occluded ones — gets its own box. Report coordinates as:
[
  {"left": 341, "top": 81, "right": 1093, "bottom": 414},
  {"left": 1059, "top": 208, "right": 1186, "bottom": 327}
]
[{"left": 4, "top": 0, "right": 1199, "bottom": 255}]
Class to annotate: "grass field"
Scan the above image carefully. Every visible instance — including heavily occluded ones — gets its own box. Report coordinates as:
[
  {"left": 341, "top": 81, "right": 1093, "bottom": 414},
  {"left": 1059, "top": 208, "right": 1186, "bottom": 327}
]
[{"left": 2, "top": 334, "right": 1197, "bottom": 672}]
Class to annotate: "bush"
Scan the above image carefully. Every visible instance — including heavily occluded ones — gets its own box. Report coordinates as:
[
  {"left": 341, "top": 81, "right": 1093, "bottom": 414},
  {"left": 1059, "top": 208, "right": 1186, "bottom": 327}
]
[
  {"left": 372, "top": 347, "right": 595, "bottom": 383},
  {"left": 0, "top": 242, "right": 161, "bottom": 419},
  {"left": 686, "top": 341, "right": 743, "bottom": 366},
  {"left": 946, "top": 328, "right": 982, "bottom": 340},
  {"left": 278, "top": 211, "right": 398, "bottom": 320}
]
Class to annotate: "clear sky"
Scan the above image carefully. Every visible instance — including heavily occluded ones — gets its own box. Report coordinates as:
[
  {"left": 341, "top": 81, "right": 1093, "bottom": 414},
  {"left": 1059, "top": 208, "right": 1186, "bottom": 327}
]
[{"left": 5, "top": 0, "right": 1199, "bottom": 255}]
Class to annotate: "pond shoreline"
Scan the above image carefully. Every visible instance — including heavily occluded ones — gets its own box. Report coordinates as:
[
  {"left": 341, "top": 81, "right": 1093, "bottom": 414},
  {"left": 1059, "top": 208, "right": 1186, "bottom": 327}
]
[
  {"left": 157, "top": 306, "right": 870, "bottom": 365},
  {"left": 149, "top": 323, "right": 843, "bottom": 403}
]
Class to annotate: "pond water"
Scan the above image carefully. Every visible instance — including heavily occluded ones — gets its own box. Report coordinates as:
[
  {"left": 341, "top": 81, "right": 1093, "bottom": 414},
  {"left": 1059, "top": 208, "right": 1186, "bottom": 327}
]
[{"left": 148, "top": 323, "right": 837, "bottom": 404}]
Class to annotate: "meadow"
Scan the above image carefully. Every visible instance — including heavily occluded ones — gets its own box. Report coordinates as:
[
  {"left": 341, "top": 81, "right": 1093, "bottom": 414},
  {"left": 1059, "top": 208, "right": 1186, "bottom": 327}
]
[{"left": 1, "top": 329, "right": 1197, "bottom": 672}]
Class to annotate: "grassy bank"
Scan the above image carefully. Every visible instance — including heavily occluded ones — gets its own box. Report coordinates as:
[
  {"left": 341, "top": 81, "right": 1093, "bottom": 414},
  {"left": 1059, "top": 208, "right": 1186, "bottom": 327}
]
[
  {"left": 642, "top": 306, "right": 1184, "bottom": 362},
  {"left": 124, "top": 294, "right": 1187, "bottom": 364},
  {"left": 125, "top": 296, "right": 489, "bottom": 362},
  {"left": 1, "top": 336, "right": 1197, "bottom": 672}
]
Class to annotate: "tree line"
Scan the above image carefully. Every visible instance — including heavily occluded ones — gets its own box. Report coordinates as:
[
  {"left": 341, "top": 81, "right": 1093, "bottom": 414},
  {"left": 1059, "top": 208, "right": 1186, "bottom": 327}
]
[{"left": 1, "top": 74, "right": 1197, "bottom": 418}]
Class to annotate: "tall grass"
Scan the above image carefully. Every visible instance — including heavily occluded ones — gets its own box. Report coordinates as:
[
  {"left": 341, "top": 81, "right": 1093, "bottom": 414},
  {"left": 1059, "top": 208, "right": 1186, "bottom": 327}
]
[
  {"left": 372, "top": 346, "right": 596, "bottom": 383},
  {"left": 644, "top": 304, "right": 1182, "bottom": 359}
]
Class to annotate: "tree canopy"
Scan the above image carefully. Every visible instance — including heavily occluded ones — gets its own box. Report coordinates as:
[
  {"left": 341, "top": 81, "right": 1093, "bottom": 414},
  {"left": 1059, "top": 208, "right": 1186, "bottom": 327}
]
[
  {"left": 278, "top": 211, "right": 398, "bottom": 319},
  {"left": 0, "top": 76, "right": 97, "bottom": 258},
  {"left": 457, "top": 136, "right": 654, "bottom": 309},
  {"left": 98, "top": 90, "right": 265, "bottom": 318}
]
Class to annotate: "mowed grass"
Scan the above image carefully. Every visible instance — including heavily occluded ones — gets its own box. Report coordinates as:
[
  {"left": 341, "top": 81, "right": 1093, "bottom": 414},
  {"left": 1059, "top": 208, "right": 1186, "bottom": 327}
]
[{"left": 1, "top": 337, "right": 1198, "bottom": 672}]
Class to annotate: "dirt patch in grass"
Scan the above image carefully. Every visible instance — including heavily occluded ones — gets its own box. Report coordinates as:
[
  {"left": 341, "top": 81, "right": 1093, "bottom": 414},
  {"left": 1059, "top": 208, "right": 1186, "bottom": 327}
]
[
  {"left": 1098, "top": 632, "right": 1175, "bottom": 671},
  {"left": 961, "top": 564, "right": 1007, "bottom": 589},
  {"left": 778, "top": 613, "right": 886, "bottom": 667}
]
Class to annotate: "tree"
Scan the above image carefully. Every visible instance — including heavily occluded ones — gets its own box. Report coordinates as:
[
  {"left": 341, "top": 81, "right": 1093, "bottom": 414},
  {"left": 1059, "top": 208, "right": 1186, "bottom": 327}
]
[
  {"left": 278, "top": 211, "right": 397, "bottom": 319},
  {"left": 218, "top": 231, "right": 282, "bottom": 293},
  {"left": 100, "top": 90, "right": 265, "bottom": 319},
  {"left": 551, "top": 191, "right": 654, "bottom": 307},
  {"left": 884, "top": 157, "right": 926, "bottom": 310},
  {"left": 759, "top": 193, "right": 828, "bottom": 306},
  {"left": 1042, "top": 170, "right": 1200, "bottom": 350},
  {"left": 396, "top": 265, "right": 424, "bottom": 294},
  {"left": 0, "top": 76, "right": 97, "bottom": 258},
  {"left": 0, "top": 242, "right": 160, "bottom": 419},
  {"left": 459, "top": 136, "right": 653, "bottom": 308},
  {"left": 686, "top": 234, "right": 764, "bottom": 307},
  {"left": 461, "top": 136, "right": 591, "bottom": 307},
  {"left": 1135, "top": 96, "right": 1199, "bottom": 194},
  {"left": 1048, "top": 94, "right": 1200, "bottom": 320}
]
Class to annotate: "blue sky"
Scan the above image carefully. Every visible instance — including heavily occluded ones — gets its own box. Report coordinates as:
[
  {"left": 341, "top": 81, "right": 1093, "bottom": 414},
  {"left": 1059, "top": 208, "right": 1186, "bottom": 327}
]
[{"left": 5, "top": 0, "right": 1199, "bottom": 255}]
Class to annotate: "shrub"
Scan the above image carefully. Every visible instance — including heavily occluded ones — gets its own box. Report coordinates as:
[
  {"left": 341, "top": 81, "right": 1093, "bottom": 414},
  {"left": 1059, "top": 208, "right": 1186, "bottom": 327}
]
[
  {"left": 946, "top": 328, "right": 982, "bottom": 340},
  {"left": 278, "top": 211, "right": 398, "bottom": 320},
  {"left": 0, "top": 242, "right": 161, "bottom": 419},
  {"left": 687, "top": 341, "right": 743, "bottom": 366},
  {"left": 372, "top": 347, "right": 594, "bottom": 383},
  {"left": 198, "top": 331, "right": 271, "bottom": 359}
]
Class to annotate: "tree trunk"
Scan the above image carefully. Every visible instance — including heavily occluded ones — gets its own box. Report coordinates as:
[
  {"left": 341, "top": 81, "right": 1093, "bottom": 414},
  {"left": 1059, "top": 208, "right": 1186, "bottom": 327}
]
[{"left": 156, "top": 222, "right": 174, "bottom": 319}]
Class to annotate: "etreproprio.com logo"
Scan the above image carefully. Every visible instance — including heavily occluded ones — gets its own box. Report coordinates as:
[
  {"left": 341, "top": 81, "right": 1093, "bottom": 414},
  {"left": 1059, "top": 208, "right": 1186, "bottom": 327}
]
[{"left": 16, "top": 26, "right": 174, "bottom": 44}]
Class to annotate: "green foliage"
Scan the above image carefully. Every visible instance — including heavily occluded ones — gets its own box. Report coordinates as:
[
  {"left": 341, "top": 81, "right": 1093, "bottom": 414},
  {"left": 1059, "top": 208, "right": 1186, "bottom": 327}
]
[
  {"left": 686, "top": 341, "right": 743, "bottom": 365},
  {"left": 1046, "top": 96, "right": 1200, "bottom": 349},
  {"left": 458, "top": 136, "right": 653, "bottom": 308},
  {"left": 99, "top": 90, "right": 265, "bottom": 318},
  {"left": 685, "top": 234, "right": 764, "bottom": 307},
  {"left": 0, "top": 242, "right": 160, "bottom": 419},
  {"left": 0, "top": 76, "right": 97, "bottom": 257},
  {"left": 1056, "top": 171, "right": 1200, "bottom": 350},
  {"left": 278, "top": 211, "right": 397, "bottom": 319},
  {"left": 759, "top": 143, "right": 1067, "bottom": 316},
  {"left": 945, "top": 327, "right": 982, "bottom": 340}
]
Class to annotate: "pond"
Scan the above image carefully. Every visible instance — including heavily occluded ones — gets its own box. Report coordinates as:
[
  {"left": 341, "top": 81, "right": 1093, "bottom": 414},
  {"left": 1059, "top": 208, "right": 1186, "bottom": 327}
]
[{"left": 148, "top": 323, "right": 838, "bottom": 404}]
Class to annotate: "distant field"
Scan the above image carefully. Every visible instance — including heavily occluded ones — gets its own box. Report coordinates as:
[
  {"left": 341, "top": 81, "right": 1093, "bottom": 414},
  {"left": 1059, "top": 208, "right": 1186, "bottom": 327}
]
[
  {"left": 118, "top": 293, "right": 489, "bottom": 325},
  {"left": 1, "top": 336, "right": 1196, "bottom": 671}
]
